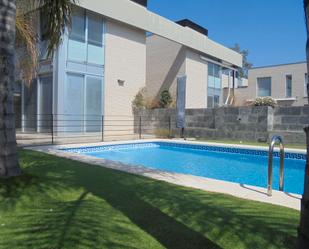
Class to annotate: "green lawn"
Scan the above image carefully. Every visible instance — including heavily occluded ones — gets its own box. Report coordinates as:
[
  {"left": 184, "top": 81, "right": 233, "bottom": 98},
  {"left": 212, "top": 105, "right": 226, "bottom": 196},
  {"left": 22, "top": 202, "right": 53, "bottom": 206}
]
[{"left": 0, "top": 150, "right": 300, "bottom": 249}]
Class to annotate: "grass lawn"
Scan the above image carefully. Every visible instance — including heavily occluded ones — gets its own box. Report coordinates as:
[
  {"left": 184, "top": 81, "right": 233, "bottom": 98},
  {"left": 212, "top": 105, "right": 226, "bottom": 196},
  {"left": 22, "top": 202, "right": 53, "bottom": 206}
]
[
  {"left": 0, "top": 150, "right": 300, "bottom": 249},
  {"left": 198, "top": 139, "right": 306, "bottom": 150}
]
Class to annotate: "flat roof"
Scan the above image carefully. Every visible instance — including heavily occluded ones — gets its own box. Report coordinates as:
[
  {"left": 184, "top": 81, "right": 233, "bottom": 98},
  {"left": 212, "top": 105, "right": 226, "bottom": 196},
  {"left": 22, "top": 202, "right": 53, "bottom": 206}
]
[
  {"left": 251, "top": 61, "right": 306, "bottom": 70},
  {"left": 176, "top": 19, "right": 208, "bottom": 36},
  {"left": 77, "top": 0, "right": 242, "bottom": 68},
  {"left": 130, "top": 0, "right": 147, "bottom": 7}
]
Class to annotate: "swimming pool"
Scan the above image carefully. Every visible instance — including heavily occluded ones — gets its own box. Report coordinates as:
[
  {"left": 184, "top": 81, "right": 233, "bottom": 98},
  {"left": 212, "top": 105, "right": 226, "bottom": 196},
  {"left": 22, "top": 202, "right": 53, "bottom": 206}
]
[{"left": 63, "top": 142, "right": 306, "bottom": 195}]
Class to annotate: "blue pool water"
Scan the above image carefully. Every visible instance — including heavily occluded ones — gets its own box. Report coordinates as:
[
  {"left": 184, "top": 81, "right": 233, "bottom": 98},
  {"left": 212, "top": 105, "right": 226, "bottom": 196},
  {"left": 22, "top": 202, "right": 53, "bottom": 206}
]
[{"left": 64, "top": 142, "right": 306, "bottom": 195}]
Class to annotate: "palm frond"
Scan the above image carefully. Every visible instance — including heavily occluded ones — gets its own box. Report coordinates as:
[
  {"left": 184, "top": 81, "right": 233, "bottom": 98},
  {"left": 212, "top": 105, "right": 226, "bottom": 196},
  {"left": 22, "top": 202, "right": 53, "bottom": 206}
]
[
  {"left": 15, "top": 0, "right": 77, "bottom": 83},
  {"left": 15, "top": 7, "right": 39, "bottom": 84},
  {"left": 38, "top": 0, "right": 76, "bottom": 56},
  {"left": 305, "top": 0, "right": 309, "bottom": 32}
]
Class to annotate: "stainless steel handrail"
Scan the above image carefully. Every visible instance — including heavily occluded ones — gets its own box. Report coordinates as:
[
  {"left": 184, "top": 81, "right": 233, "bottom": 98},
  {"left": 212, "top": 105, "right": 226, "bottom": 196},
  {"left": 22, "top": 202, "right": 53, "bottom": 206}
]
[{"left": 267, "top": 135, "right": 285, "bottom": 196}]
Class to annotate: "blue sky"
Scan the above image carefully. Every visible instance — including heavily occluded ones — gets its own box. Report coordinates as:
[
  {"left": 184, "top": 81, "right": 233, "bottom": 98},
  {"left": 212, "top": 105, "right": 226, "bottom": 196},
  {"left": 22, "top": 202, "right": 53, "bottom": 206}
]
[{"left": 148, "top": 0, "right": 306, "bottom": 67}]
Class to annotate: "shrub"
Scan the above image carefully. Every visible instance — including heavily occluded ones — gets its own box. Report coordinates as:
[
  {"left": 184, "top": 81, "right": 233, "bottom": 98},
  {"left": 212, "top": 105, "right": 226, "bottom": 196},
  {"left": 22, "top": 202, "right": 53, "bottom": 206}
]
[
  {"left": 253, "top": 97, "right": 277, "bottom": 108},
  {"left": 132, "top": 88, "right": 146, "bottom": 109},
  {"left": 159, "top": 90, "right": 173, "bottom": 108},
  {"left": 154, "top": 129, "right": 170, "bottom": 138}
]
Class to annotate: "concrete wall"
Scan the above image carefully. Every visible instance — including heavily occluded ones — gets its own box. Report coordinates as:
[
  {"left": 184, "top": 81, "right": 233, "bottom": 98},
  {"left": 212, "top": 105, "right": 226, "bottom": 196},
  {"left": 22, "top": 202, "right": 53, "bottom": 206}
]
[
  {"left": 185, "top": 50, "right": 208, "bottom": 108},
  {"left": 146, "top": 35, "right": 186, "bottom": 100},
  {"left": 146, "top": 36, "right": 208, "bottom": 109},
  {"left": 234, "top": 87, "right": 251, "bottom": 106},
  {"left": 104, "top": 19, "right": 146, "bottom": 116},
  {"left": 146, "top": 35, "right": 209, "bottom": 109},
  {"left": 104, "top": 19, "right": 146, "bottom": 139},
  {"left": 234, "top": 62, "right": 308, "bottom": 107},
  {"left": 135, "top": 106, "right": 309, "bottom": 144}
]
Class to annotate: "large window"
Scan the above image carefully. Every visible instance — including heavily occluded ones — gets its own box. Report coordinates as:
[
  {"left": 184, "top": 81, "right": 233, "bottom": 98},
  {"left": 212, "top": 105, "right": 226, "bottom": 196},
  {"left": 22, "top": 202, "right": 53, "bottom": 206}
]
[
  {"left": 64, "top": 73, "right": 103, "bottom": 132},
  {"left": 257, "top": 77, "right": 271, "bottom": 97},
  {"left": 285, "top": 75, "right": 292, "bottom": 98},
  {"left": 68, "top": 8, "right": 104, "bottom": 65},
  {"left": 68, "top": 8, "right": 87, "bottom": 62},
  {"left": 38, "top": 75, "right": 53, "bottom": 132},
  {"left": 87, "top": 12, "right": 104, "bottom": 65},
  {"left": 207, "top": 63, "right": 221, "bottom": 108}
]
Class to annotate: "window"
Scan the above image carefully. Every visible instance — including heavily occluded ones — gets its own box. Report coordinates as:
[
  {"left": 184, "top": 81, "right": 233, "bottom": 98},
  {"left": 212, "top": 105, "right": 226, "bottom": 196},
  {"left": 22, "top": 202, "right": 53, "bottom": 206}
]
[
  {"left": 22, "top": 80, "right": 38, "bottom": 131},
  {"left": 87, "top": 12, "right": 104, "bottom": 65},
  {"left": 39, "top": 11, "right": 51, "bottom": 60},
  {"left": 85, "top": 77, "right": 102, "bottom": 132},
  {"left": 64, "top": 73, "right": 103, "bottom": 132},
  {"left": 68, "top": 8, "right": 87, "bottom": 62},
  {"left": 38, "top": 75, "right": 53, "bottom": 132},
  {"left": 285, "top": 75, "right": 292, "bottom": 98},
  {"left": 257, "top": 77, "right": 271, "bottom": 97},
  {"left": 68, "top": 8, "right": 104, "bottom": 65},
  {"left": 207, "top": 62, "right": 221, "bottom": 108},
  {"left": 70, "top": 9, "right": 86, "bottom": 42}
]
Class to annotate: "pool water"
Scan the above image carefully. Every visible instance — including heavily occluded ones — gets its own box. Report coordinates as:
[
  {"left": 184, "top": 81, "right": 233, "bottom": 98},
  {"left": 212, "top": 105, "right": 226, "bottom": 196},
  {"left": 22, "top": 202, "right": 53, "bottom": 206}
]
[{"left": 65, "top": 142, "right": 306, "bottom": 195}]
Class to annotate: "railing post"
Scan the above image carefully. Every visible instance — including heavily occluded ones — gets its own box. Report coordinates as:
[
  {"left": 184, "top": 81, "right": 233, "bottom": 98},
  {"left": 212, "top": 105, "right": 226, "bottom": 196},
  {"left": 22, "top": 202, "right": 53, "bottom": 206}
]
[
  {"left": 267, "top": 135, "right": 285, "bottom": 196},
  {"left": 267, "top": 144, "right": 273, "bottom": 196},
  {"left": 139, "top": 116, "right": 142, "bottom": 139},
  {"left": 279, "top": 142, "right": 285, "bottom": 191},
  {"left": 101, "top": 115, "right": 104, "bottom": 142},
  {"left": 51, "top": 114, "right": 54, "bottom": 145}
]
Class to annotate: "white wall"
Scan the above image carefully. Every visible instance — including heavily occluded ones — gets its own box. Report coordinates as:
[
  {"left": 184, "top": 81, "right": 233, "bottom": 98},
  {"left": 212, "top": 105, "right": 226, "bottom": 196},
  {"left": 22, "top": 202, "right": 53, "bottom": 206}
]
[
  {"left": 78, "top": 0, "right": 242, "bottom": 67},
  {"left": 146, "top": 35, "right": 186, "bottom": 100},
  {"left": 185, "top": 50, "right": 208, "bottom": 108},
  {"left": 104, "top": 19, "right": 146, "bottom": 116}
]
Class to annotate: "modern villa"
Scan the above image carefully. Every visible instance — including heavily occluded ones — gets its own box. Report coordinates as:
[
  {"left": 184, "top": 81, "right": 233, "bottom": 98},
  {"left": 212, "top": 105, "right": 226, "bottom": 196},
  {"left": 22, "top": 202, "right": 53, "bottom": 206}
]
[
  {"left": 3, "top": 1, "right": 307, "bottom": 247},
  {"left": 234, "top": 61, "right": 308, "bottom": 106},
  {"left": 15, "top": 0, "right": 242, "bottom": 136}
]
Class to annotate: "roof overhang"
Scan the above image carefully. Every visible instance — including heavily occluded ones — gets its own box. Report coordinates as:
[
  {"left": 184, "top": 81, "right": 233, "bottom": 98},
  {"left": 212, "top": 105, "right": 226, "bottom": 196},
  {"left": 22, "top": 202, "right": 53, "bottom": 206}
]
[{"left": 77, "top": 0, "right": 243, "bottom": 68}]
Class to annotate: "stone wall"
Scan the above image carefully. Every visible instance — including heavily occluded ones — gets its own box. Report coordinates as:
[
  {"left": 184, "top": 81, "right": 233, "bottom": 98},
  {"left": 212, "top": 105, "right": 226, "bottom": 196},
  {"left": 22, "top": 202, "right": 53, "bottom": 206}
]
[{"left": 135, "top": 106, "right": 309, "bottom": 144}]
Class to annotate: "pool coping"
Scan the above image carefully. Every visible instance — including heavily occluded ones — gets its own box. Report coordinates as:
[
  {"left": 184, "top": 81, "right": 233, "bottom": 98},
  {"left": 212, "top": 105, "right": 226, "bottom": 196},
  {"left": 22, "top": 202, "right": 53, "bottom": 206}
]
[{"left": 27, "top": 139, "right": 305, "bottom": 210}]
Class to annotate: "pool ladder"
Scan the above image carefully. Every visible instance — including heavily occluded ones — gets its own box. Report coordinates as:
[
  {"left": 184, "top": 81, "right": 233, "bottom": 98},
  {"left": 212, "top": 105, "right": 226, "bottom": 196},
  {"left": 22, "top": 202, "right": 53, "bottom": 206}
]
[{"left": 267, "top": 136, "right": 285, "bottom": 196}]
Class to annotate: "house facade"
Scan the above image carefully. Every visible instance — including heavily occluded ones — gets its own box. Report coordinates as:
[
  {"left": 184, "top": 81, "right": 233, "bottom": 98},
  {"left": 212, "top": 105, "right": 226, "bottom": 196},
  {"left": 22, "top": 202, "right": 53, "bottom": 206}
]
[
  {"left": 146, "top": 22, "right": 243, "bottom": 109},
  {"left": 16, "top": 0, "right": 242, "bottom": 137},
  {"left": 234, "top": 62, "right": 308, "bottom": 106}
]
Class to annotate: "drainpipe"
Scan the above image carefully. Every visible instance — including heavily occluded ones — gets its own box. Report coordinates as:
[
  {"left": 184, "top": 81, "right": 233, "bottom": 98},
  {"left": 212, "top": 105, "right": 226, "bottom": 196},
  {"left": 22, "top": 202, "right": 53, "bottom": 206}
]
[
  {"left": 224, "top": 70, "right": 232, "bottom": 106},
  {"left": 230, "top": 70, "right": 236, "bottom": 105}
]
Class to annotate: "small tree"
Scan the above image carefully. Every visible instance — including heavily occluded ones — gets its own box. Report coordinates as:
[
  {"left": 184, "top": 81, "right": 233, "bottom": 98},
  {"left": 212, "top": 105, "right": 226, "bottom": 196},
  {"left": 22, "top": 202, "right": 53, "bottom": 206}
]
[
  {"left": 159, "top": 90, "right": 172, "bottom": 108},
  {"left": 230, "top": 43, "right": 253, "bottom": 79}
]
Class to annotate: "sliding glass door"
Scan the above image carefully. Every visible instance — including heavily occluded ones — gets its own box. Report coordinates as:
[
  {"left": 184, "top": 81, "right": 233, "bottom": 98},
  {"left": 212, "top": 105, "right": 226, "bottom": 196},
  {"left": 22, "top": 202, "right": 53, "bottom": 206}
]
[
  {"left": 38, "top": 75, "right": 53, "bottom": 132},
  {"left": 85, "top": 76, "right": 103, "bottom": 132},
  {"left": 64, "top": 74, "right": 84, "bottom": 133},
  {"left": 64, "top": 73, "right": 103, "bottom": 133}
]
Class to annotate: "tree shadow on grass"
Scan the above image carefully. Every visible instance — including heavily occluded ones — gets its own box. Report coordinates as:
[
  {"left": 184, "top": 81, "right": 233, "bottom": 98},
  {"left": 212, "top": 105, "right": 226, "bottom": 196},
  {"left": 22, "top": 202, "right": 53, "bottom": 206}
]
[{"left": 0, "top": 150, "right": 300, "bottom": 249}]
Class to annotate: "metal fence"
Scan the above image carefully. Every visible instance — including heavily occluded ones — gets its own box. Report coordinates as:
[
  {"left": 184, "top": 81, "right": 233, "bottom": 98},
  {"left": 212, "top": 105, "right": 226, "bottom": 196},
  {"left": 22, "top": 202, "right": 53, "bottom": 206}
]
[{"left": 17, "top": 114, "right": 175, "bottom": 146}]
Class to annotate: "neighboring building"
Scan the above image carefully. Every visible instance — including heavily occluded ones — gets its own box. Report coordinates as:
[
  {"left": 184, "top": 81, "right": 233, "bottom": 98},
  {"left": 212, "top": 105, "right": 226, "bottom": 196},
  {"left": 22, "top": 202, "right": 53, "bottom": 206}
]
[
  {"left": 146, "top": 21, "right": 242, "bottom": 109},
  {"left": 234, "top": 62, "right": 308, "bottom": 106},
  {"left": 16, "top": 0, "right": 242, "bottom": 137}
]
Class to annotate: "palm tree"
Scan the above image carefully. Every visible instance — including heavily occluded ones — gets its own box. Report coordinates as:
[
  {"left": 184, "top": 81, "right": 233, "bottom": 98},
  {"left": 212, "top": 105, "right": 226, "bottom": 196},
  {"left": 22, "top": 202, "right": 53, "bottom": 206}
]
[
  {"left": 0, "top": 0, "right": 75, "bottom": 178},
  {"left": 298, "top": 1, "right": 309, "bottom": 248}
]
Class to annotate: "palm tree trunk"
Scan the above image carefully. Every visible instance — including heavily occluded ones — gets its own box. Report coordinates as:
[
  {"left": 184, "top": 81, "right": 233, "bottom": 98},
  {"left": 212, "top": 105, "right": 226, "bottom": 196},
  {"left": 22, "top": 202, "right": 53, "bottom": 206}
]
[
  {"left": 298, "top": 1, "right": 309, "bottom": 247},
  {"left": 297, "top": 126, "right": 309, "bottom": 249},
  {"left": 0, "top": 0, "right": 21, "bottom": 177}
]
